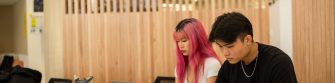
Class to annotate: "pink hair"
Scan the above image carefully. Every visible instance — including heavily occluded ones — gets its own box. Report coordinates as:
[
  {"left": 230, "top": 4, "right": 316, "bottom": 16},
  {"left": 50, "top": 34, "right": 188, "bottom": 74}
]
[{"left": 173, "top": 18, "right": 221, "bottom": 83}]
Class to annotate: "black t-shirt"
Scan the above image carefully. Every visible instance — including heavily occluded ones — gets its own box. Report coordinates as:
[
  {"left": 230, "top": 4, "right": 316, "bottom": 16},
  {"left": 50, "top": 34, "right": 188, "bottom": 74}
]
[{"left": 215, "top": 43, "right": 297, "bottom": 83}]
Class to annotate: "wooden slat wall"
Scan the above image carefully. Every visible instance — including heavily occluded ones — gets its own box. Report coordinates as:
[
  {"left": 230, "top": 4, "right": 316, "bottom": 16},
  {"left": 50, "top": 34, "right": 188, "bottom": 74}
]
[
  {"left": 63, "top": 0, "right": 269, "bottom": 83},
  {"left": 293, "top": 0, "right": 335, "bottom": 83}
]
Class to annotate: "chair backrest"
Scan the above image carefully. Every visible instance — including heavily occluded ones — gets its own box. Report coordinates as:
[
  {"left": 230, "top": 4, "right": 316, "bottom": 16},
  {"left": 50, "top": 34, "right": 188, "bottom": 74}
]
[
  {"left": 7, "top": 74, "right": 35, "bottom": 83},
  {"left": 7, "top": 67, "right": 42, "bottom": 83},
  {"left": 154, "top": 76, "right": 175, "bottom": 83}
]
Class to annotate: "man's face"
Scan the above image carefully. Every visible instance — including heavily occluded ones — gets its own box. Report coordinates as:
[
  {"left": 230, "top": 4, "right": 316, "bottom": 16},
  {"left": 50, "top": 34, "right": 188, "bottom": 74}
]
[{"left": 215, "top": 37, "right": 250, "bottom": 64}]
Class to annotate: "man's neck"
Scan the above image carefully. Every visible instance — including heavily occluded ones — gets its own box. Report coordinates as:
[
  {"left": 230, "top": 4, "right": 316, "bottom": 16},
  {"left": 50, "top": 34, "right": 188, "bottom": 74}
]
[{"left": 242, "top": 42, "right": 259, "bottom": 65}]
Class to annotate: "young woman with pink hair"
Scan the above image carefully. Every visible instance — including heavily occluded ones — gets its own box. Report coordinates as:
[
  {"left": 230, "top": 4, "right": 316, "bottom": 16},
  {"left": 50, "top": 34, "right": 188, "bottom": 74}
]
[{"left": 173, "top": 18, "right": 222, "bottom": 83}]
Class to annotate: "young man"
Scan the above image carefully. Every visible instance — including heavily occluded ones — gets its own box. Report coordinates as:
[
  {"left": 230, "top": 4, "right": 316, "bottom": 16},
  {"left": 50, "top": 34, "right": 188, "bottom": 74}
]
[{"left": 208, "top": 12, "right": 297, "bottom": 83}]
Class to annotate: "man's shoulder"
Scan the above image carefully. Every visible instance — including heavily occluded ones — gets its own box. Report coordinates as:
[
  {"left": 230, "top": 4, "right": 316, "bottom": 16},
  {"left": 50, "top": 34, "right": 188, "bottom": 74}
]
[
  {"left": 258, "top": 43, "right": 288, "bottom": 57},
  {"left": 258, "top": 43, "right": 293, "bottom": 65}
]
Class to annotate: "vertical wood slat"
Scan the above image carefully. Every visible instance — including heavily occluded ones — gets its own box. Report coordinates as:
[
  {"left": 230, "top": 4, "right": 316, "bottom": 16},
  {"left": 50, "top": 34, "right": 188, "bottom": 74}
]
[
  {"left": 106, "top": 0, "right": 113, "bottom": 81},
  {"left": 94, "top": 0, "right": 97, "bottom": 13},
  {"left": 325, "top": 0, "right": 329, "bottom": 82},
  {"left": 169, "top": 0, "right": 176, "bottom": 76},
  {"left": 134, "top": 0, "right": 141, "bottom": 82},
  {"left": 100, "top": 0, "right": 106, "bottom": 81},
  {"left": 128, "top": 0, "right": 132, "bottom": 82},
  {"left": 333, "top": 0, "right": 335, "bottom": 81},
  {"left": 74, "top": 0, "right": 79, "bottom": 78},
  {"left": 129, "top": 0, "right": 134, "bottom": 82},
  {"left": 292, "top": 0, "right": 300, "bottom": 82},
  {"left": 256, "top": 0, "right": 261, "bottom": 42},
  {"left": 112, "top": 0, "right": 115, "bottom": 12},
  {"left": 152, "top": 0, "right": 158, "bottom": 78},
  {"left": 91, "top": 5, "right": 99, "bottom": 81},
  {"left": 305, "top": 0, "right": 310, "bottom": 82},
  {"left": 119, "top": 0, "right": 126, "bottom": 81},
  {"left": 331, "top": 0, "right": 334, "bottom": 80},
  {"left": 224, "top": 0, "right": 228, "bottom": 9},
  {"left": 261, "top": 0, "right": 269, "bottom": 43},
  {"left": 322, "top": 0, "right": 328, "bottom": 82},
  {"left": 210, "top": 0, "right": 215, "bottom": 31},
  {"left": 78, "top": 0, "right": 86, "bottom": 78},
  {"left": 138, "top": 0, "right": 145, "bottom": 82},
  {"left": 139, "top": 0, "right": 145, "bottom": 82},
  {"left": 231, "top": 0, "right": 235, "bottom": 9},
  {"left": 237, "top": 0, "right": 241, "bottom": 8},
  {"left": 151, "top": 0, "right": 157, "bottom": 79},
  {"left": 315, "top": 0, "right": 320, "bottom": 81},
  {"left": 245, "top": 0, "right": 248, "bottom": 9},
  {"left": 86, "top": 0, "right": 92, "bottom": 78},
  {"left": 323, "top": 0, "right": 329, "bottom": 81},
  {"left": 92, "top": 0, "right": 104, "bottom": 82},
  {"left": 63, "top": 0, "right": 271, "bottom": 82},
  {"left": 63, "top": 0, "right": 67, "bottom": 78},
  {"left": 103, "top": 0, "right": 109, "bottom": 82},
  {"left": 70, "top": 0, "right": 75, "bottom": 78},
  {"left": 300, "top": 0, "right": 306, "bottom": 82},
  {"left": 327, "top": 0, "right": 331, "bottom": 82},
  {"left": 146, "top": 0, "right": 152, "bottom": 82},
  {"left": 78, "top": 0, "right": 82, "bottom": 77},
  {"left": 64, "top": 0, "right": 71, "bottom": 79},
  {"left": 190, "top": 0, "right": 196, "bottom": 17},
  {"left": 74, "top": 0, "right": 80, "bottom": 78},
  {"left": 202, "top": 0, "right": 208, "bottom": 32},
  {"left": 110, "top": 0, "right": 121, "bottom": 81},
  {"left": 217, "top": 0, "right": 222, "bottom": 10},
  {"left": 167, "top": 0, "right": 175, "bottom": 78},
  {"left": 105, "top": 0, "right": 111, "bottom": 81},
  {"left": 332, "top": 1, "right": 335, "bottom": 82},
  {"left": 151, "top": 0, "right": 161, "bottom": 77},
  {"left": 184, "top": 0, "right": 189, "bottom": 17}
]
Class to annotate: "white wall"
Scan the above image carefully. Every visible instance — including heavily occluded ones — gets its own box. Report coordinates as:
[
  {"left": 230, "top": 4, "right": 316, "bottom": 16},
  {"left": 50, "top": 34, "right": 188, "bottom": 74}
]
[{"left": 269, "top": 0, "right": 293, "bottom": 58}]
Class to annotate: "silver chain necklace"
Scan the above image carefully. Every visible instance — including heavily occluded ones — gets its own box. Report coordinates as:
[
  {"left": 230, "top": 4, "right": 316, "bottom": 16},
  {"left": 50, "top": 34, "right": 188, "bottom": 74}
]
[{"left": 240, "top": 56, "right": 258, "bottom": 78}]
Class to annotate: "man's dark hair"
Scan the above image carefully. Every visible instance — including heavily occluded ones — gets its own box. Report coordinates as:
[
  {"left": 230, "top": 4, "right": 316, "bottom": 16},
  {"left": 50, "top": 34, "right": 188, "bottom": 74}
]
[{"left": 209, "top": 12, "right": 253, "bottom": 44}]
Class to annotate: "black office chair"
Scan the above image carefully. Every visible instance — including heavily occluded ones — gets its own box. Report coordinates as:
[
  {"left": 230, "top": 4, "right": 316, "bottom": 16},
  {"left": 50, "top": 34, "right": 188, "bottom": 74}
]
[
  {"left": 0, "top": 55, "right": 42, "bottom": 83},
  {"left": 154, "top": 76, "right": 175, "bottom": 83},
  {"left": 48, "top": 78, "right": 72, "bottom": 83}
]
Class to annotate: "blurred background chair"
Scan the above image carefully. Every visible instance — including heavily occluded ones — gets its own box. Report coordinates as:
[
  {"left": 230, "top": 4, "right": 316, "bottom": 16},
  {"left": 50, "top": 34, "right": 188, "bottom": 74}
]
[
  {"left": 48, "top": 78, "right": 72, "bottom": 83},
  {"left": 0, "top": 55, "right": 42, "bottom": 83},
  {"left": 111, "top": 80, "right": 130, "bottom": 83},
  {"left": 154, "top": 76, "right": 175, "bottom": 83}
]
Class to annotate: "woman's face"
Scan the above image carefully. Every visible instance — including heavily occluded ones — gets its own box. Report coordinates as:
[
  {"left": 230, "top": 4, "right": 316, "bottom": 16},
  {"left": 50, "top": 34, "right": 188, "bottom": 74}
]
[{"left": 177, "top": 38, "right": 190, "bottom": 56}]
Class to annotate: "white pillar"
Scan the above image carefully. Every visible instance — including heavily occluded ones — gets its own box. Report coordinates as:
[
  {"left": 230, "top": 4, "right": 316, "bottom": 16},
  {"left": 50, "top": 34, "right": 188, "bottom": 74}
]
[
  {"left": 26, "top": 0, "right": 46, "bottom": 82},
  {"left": 269, "top": 0, "right": 293, "bottom": 58}
]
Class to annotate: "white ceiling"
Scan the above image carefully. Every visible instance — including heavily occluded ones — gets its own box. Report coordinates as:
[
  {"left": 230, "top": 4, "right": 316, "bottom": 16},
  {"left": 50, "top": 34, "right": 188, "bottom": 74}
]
[{"left": 0, "top": 0, "right": 19, "bottom": 6}]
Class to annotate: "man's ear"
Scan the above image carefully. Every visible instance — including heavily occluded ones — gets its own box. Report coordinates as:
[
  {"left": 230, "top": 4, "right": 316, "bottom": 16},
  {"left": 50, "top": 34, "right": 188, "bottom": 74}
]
[{"left": 244, "top": 35, "right": 253, "bottom": 45}]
